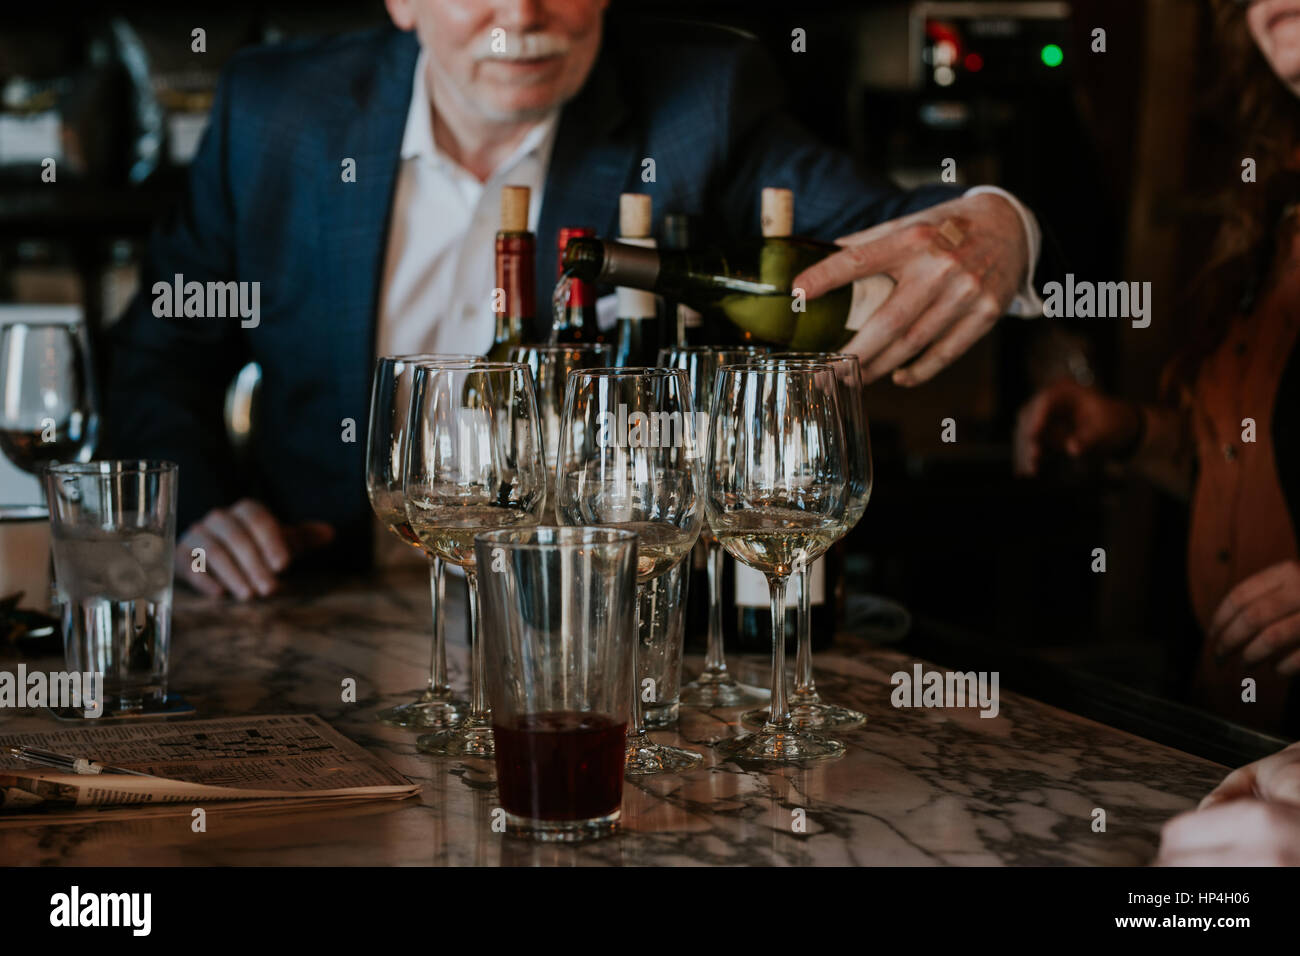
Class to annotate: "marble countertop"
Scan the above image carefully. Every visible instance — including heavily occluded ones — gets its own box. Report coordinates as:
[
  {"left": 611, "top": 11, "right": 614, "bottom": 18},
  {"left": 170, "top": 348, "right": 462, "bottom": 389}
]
[{"left": 0, "top": 568, "right": 1229, "bottom": 865}]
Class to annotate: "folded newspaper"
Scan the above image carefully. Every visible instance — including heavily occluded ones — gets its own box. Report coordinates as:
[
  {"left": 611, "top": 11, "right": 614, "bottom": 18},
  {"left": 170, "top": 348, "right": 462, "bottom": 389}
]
[{"left": 0, "top": 714, "right": 419, "bottom": 822}]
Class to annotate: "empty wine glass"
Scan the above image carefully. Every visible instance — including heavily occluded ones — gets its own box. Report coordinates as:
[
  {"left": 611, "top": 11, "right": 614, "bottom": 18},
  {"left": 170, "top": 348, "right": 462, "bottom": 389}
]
[
  {"left": 743, "top": 353, "right": 873, "bottom": 731},
  {"left": 556, "top": 367, "right": 704, "bottom": 775},
  {"left": 659, "top": 345, "right": 770, "bottom": 708},
  {"left": 365, "top": 353, "right": 478, "bottom": 730},
  {"left": 403, "top": 362, "right": 546, "bottom": 758},
  {"left": 705, "top": 362, "right": 848, "bottom": 765}
]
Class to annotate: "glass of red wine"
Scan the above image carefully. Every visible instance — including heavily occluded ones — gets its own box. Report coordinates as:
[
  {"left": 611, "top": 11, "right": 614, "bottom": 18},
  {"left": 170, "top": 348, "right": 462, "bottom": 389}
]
[
  {"left": 0, "top": 321, "right": 99, "bottom": 478},
  {"left": 0, "top": 320, "right": 99, "bottom": 611},
  {"left": 475, "top": 525, "right": 638, "bottom": 842}
]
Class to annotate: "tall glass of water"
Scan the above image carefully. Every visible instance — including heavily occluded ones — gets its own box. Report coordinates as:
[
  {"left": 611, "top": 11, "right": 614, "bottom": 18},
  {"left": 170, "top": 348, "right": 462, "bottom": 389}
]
[{"left": 44, "top": 460, "right": 177, "bottom": 713}]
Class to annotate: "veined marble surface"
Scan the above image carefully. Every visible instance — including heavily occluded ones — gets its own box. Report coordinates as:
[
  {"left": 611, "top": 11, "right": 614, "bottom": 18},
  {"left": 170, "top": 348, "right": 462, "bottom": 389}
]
[{"left": 0, "top": 568, "right": 1228, "bottom": 865}]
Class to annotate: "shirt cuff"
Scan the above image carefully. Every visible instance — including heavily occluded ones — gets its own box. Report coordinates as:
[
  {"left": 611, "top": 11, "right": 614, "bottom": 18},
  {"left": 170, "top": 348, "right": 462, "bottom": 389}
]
[{"left": 964, "top": 185, "right": 1043, "bottom": 317}]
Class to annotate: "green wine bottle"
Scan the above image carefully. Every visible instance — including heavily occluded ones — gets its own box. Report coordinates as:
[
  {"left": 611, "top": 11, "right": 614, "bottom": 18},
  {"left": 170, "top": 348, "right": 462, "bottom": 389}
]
[{"left": 561, "top": 188, "right": 880, "bottom": 352}]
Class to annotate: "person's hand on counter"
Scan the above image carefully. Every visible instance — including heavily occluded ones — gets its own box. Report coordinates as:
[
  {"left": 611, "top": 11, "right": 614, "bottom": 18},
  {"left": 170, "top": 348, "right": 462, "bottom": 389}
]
[
  {"left": 1013, "top": 380, "right": 1142, "bottom": 476},
  {"left": 174, "top": 498, "right": 335, "bottom": 600},
  {"left": 1158, "top": 741, "right": 1300, "bottom": 865},
  {"left": 1209, "top": 560, "right": 1300, "bottom": 676},
  {"left": 1198, "top": 740, "right": 1300, "bottom": 810},
  {"left": 1157, "top": 798, "right": 1300, "bottom": 866},
  {"left": 793, "top": 192, "right": 1029, "bottom": 386}
]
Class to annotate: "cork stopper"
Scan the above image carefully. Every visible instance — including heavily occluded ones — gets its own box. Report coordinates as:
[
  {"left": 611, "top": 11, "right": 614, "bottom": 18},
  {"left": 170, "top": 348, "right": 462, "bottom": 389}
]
[
  {"left": 760, "top": 187, "right": 794, "bottom": 237},
  {"left": 500, "top": 185, "right": 531, "bottom": 233},
  {"left": 619, "top": 193, "right": 653, "bottom": 239}
]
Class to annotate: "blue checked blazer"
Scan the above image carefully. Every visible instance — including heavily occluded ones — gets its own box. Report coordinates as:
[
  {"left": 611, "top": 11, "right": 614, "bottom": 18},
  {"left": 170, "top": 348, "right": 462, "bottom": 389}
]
[{"left": 103, "top": 19, "right": 956, "bottom": 567}]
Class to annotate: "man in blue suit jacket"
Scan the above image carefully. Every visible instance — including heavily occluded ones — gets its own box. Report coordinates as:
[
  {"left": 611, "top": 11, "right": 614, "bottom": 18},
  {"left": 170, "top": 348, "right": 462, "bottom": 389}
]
[{"left": 104, "top": 0, "right": 1036, "bottom": 599}]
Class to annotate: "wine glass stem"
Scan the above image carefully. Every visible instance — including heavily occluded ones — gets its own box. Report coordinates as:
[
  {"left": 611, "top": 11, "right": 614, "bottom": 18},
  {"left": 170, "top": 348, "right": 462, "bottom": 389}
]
[
  {"left": 766, "top": 574, "right": 790, "bottom": 728},
  {"left": 38, "top": 479, "right": 58, "bottom": 613},
  {"left": 703, "top": 541, "right": 728, "bottom": 676},
  {"left": 794, "top": 565, "right": 815, "bottom": 698},
  {"left": 466, "top": 568, "right": 488, "bottom": 718},
  {"left": 629, "top": 583, "right": 647, "bottom": 738},
  {"left": 426, "top": 555, "right": 449, "bottom": 696}
]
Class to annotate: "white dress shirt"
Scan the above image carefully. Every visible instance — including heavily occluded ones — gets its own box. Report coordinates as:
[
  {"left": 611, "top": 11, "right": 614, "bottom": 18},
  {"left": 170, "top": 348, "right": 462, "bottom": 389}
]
[
  {"left": 373, "top": 49, "right": 558, "bottom": 567},
  {"left": 375, "top": 48, "right": 559, "bottom": 363}
]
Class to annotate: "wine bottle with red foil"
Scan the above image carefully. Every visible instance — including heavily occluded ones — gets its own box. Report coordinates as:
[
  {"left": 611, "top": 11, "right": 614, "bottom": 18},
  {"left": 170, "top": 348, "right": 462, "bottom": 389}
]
[
  {"left": 612, "top": 194, "right": 664, "bottom": 367},
  {"left": 489, "top": 184, "right": 535, "bottom": 360},
  {"left": 551, "top": 226, "right": 601, "bottom": 344}
]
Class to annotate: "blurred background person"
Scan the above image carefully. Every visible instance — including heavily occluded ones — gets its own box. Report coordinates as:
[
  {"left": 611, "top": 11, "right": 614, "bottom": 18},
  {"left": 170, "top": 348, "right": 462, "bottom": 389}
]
[{"left": 1016, "top": 0, "right": 1300, "bottom": 734}]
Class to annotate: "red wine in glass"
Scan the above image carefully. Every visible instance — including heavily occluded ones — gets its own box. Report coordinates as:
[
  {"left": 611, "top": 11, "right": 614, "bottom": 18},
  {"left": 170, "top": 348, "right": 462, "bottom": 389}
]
[
  {"left": 493, "top": 711, "right": 627, "bottom": 821},
  {"left": 0, "top": 423, "right": 91, "bottom": 475},
  {"left": 0, "top": 322, "right": 98, "bottom": 477}
]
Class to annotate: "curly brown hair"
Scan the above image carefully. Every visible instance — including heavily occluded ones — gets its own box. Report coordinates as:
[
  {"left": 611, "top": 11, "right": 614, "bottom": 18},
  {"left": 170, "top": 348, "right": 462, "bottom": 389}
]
[{"left": 1175, "top": 0, "right": 1300, "bottom": 387}]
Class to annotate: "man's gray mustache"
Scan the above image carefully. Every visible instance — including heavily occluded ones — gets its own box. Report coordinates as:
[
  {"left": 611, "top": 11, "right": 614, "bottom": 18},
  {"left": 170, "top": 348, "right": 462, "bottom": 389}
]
[{"left": 476, "top": 32, "right": 571, "bottom": 61}]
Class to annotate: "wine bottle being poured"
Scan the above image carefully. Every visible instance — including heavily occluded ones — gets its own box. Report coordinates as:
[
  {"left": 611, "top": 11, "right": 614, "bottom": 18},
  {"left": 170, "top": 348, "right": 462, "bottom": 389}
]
[{"left": 561, "top": 187, "right": 894, "bottom": 352}]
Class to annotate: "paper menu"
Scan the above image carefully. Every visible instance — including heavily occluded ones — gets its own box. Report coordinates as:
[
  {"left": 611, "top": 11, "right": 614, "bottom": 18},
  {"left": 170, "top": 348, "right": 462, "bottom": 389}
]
[{"left": 0, "top": 714, "right": 419, "bottom": 814}]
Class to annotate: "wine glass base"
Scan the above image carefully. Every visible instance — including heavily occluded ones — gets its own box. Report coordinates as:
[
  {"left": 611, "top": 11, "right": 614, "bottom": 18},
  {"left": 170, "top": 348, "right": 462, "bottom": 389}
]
[
  {"left": 680, "top": 671, "right": 770, "bottom": 708},
  {"left": 714, "top": 728, "right": 845, "bottom": 766},
  {"left": 741, "top": 701, "right": 866, "bottom": 731},
  {"left": 625, "top": 736, "right": 704, "bottom": 776},
  {"left": 377, "top": 694, "right": 469, "bottom": 730},
  {"left": 416, "top": 723, "right": 494, "bottom": 758}
]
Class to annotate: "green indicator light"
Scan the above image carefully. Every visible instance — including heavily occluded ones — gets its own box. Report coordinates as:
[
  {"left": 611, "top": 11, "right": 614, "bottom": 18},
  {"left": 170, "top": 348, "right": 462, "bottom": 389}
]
[{"left": 1041, "top": 44, "right": 1064, "bottom": 68}]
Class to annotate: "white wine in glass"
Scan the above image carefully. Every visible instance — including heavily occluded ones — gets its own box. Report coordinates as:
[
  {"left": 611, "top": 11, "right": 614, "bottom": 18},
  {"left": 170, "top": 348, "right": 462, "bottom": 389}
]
[
  {"left": 706, "top": 362, "right": 849, "bottom": 765},
  {"left": 403, "top": 362, "right": 546, "bottom": 758},
  {"left": 742, "top": 353, "right": 873, "bottom": 732},
  {"left": 364, "top": 354, "right": 478, "bottom": 730}
]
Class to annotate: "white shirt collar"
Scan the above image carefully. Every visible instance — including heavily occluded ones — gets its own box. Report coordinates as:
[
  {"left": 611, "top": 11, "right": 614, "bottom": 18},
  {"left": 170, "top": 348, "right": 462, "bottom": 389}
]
[{"left": 400, "top": 47, "right": 559, "bottom": 177}]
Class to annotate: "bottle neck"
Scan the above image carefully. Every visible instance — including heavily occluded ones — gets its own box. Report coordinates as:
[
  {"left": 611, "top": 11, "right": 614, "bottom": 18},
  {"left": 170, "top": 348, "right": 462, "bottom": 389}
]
[{"left": 564, "top": 237, "right": 661, "bottom": 291}]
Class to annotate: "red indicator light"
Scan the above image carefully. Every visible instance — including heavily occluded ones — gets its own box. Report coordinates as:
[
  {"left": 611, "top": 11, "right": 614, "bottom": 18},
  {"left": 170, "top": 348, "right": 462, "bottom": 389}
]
[{"left": 964, "top": 52, "right": 984, "bottom": 72}]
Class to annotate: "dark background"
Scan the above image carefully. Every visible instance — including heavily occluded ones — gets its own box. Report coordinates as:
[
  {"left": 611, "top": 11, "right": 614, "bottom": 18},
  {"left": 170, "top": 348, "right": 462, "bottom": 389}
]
[{"left": 0, "top": 1, "right": 1262, "bottom": 752}]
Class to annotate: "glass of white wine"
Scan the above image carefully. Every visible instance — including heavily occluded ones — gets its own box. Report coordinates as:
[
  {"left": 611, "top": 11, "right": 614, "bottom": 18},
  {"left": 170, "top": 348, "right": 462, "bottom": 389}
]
[
  {"left": 742, "top": 353, "right": 873, "bottom": 731},
  {"left": 556, "top": 367, "right": 705, "bottom": 775},
  {"left": 705, "top": 362, "right": 849, "bottom": 765},
  {"left": 364, "top": 354, "right": 479, "bottom": 730},
  {"left": 403, "top": 362, "right": 547, "bottom": 758}
]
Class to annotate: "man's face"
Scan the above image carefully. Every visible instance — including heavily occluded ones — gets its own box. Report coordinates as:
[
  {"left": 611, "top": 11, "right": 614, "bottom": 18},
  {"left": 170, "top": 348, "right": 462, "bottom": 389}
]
[
  {"left": 1248, "top": 0, "right": 1300, "bottom": 95},
  {"left": 388, "top": 0, "right": 607, "bottom": 121}
]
